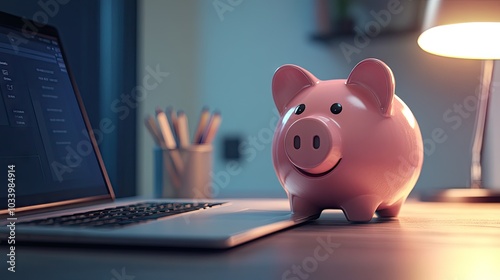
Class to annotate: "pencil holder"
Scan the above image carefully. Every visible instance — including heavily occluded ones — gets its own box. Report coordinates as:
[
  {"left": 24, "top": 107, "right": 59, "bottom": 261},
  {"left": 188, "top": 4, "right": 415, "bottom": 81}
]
[{"left": 154, "top": 145, "right": 213, "bottom": 199}]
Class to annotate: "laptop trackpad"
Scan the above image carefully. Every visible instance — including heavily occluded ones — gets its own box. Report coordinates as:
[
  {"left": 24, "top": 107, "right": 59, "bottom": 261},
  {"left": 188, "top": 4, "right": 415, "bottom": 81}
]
[
  {"left": 189, "top": 209, "right": 293, "bottom": 226},
  {"left": 159, "top": 209, "right": 296, "bottom": 235},
  {"left": 212, "top": 209, "right": 292, "bottom": 222}
]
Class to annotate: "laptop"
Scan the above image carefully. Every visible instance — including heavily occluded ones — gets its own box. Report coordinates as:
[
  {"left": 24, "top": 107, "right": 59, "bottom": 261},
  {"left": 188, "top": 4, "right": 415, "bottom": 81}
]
[{"left": 0, "top": 11, "right": 310, "bottom": 249}]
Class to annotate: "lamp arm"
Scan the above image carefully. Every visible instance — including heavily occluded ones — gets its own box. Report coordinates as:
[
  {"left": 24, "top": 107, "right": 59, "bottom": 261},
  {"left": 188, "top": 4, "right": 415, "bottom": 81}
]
[{"left": 471, "top": 60, "right": 495, "bottom": 189}]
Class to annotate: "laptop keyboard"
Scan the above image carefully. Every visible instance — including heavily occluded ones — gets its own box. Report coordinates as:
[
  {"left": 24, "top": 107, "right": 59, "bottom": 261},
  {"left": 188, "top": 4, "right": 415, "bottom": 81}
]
[{"left": 20, "top": 202, "right": 225, "bottom": 229}]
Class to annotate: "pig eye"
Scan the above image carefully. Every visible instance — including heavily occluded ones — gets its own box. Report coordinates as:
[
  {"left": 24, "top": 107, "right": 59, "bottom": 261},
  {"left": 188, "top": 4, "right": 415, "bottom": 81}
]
[
  {"left": 295, "top": 104, "right": 306, "bottom": 115},
  {"left": 330, "top": 103, "right": 342, "bottom": 114}
]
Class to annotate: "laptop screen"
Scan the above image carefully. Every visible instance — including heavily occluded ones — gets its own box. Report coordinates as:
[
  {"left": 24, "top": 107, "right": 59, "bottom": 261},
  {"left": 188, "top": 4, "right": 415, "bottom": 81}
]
[{"left": 0, "top": 12, "right": 111, "bottom": 212}]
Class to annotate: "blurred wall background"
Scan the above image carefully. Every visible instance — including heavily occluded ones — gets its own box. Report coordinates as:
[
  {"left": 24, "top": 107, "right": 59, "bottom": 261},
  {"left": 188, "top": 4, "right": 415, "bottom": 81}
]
[
  {"left": 138, "top": 0, "right": 499, "bottom": 198},
  {"left": 3, "top": 0, "right": 498, "bottom": 199}
]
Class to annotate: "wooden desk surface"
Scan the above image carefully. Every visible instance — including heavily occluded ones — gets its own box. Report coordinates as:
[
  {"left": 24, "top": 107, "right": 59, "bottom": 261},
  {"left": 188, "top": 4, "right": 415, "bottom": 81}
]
[{"left": 3, "top": 201, "right": 500, "bottom": 280}]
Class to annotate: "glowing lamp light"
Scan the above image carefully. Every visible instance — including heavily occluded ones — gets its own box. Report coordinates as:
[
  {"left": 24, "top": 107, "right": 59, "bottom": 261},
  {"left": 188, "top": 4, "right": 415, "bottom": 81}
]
[{"left": 418, "top": 22, "right": 500, "bottom": 59}]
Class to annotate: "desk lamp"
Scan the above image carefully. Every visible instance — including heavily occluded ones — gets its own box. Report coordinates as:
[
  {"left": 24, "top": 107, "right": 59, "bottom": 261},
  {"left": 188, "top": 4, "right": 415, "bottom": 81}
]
[{"left": 418, "top": 0, "right": 500, "bottom": 202}]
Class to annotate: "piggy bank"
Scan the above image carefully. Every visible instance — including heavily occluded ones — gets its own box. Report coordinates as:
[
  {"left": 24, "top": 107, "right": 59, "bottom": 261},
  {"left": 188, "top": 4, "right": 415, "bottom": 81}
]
[{"left": 271, "top": 58, "right": 423, "bottom": 222}]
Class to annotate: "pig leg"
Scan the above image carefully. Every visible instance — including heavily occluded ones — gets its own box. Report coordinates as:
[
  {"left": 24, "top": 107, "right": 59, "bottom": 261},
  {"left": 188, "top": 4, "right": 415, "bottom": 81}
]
[
  {"left": 289, "top": 195, "right": 322, "bottom": 220},
  {"left": 376, "top": 199, "right": 404, "bottom": 218},
  {"left": 340, "top": 195, "right": 381, "bottom": 222}
]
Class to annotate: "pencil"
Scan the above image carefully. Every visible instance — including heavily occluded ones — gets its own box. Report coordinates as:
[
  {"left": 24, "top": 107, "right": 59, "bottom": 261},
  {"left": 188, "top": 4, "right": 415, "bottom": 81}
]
[
  {"left": 156, "top": 108, "right": 177, "bottom": 149},
  {"left": 177, "top": 111, "right": 190, "bottom": 148},
  {"left": 193, "top": 107, "right": 210, "bottom": 144},
  {"left": 168, "top": 107, "right": 180, "bottom": 147},
  {"left": 200, "top": 112, "right": 221, "bottom": 144},
  {"left": 156, "top": 107, "right": 184, "bottom": 178},
  {"left": 162, "top": 150, "right": 181, "bottom": 191},
  {"left": 144, "top": 115, "right": 165, "bottom": 148},
  {"left": 145, "top": 114, "right": 181, "bottom": 190}
]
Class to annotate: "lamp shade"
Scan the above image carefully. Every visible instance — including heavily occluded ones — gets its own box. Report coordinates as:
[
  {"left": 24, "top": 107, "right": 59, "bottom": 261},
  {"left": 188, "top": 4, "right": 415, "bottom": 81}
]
[{"left": 418, "top": 0, "right": 500, "bottom": 59}]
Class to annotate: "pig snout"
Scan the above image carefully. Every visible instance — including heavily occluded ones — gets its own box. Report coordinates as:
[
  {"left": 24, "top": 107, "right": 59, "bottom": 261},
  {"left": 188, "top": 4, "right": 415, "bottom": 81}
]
[{"left": 284, "top": 117, "right": 342, "bottom": 176}]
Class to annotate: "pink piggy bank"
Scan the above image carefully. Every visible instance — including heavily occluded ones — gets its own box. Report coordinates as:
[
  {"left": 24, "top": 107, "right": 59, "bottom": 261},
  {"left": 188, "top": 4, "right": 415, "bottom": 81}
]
[{"left": 272, "top": 58, "right": 423, "bottom": 222}]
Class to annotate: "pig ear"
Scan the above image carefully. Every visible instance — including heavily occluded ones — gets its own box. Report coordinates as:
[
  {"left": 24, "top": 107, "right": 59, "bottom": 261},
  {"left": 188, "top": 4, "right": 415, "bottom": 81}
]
[
  {"left": 272, "top": 65, "right": 318, "bottom": 114},
  {"left": 346, "top": 58, "right": 395, "bottom": 116}
]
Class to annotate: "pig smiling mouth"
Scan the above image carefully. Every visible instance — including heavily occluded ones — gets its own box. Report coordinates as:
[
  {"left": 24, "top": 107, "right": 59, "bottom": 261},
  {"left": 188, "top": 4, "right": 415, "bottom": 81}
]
[{"left": 295, "top": 158, "right": 342, "bottom": 178}]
